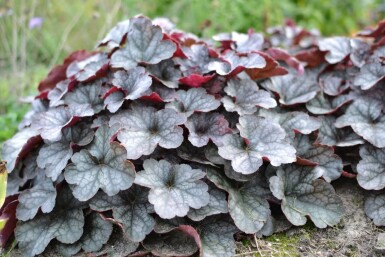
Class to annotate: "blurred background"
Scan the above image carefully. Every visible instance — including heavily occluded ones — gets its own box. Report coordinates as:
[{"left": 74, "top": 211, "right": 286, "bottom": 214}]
[{"left": 0, "top": 0, "right": 384, "bottom": 149}]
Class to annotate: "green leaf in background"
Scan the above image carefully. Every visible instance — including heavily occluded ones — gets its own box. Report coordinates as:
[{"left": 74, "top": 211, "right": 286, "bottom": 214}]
[{"left": 0, "top": 161, "right": 7, "bottom": 208}]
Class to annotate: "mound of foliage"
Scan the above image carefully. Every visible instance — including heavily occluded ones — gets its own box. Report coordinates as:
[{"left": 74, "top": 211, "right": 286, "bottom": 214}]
[{"left": 2, "top": 16, "right": 385, "bottom": 257}]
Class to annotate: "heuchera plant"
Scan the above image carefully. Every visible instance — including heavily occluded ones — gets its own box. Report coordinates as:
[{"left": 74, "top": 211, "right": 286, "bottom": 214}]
[{"left": 2, "top": 15, "right": 385, "bottom": 257}]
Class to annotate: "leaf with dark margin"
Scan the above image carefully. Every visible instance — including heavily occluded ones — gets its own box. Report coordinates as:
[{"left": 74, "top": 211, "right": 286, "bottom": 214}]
[
  {"left": 76, "top": 212, "right": 113, "bottom": 253},
  {"left": 263, "top": 70, "right": 319, "bottom": 105},
  {"left": 319, "top": 70, "right": 350, "bottom": 96},
  {"left": 109, "top": 105, "right": 186, "bottom": 159},
  {"left": 176, "top": 44, "right": 215, "bottom": 75},
  {"left": 187, "top": 187, "right": 228, "bottom": 221},
  {"left": 218, "top": 115, "right": 296, "bottom": 174},
  {"left": 135, "top": 159, "right": 209, "bottom": 219},
  {"left": 23, "top": 151, "right": 42, "bottom": 182},
  {"left": 208, "top": 51, "right": 266, "bottom": 76},
  {"left": 222, "top": 78, "right": 276, "bottom": 115},
  {"left": 198, "top": 218, "right": 238, "bottom": 257},
  {"left": 306, "top": 92, "right": 352, "bottom": 114},
  {"left": 269, "top": 164, "right": 344, "bottom": 228},
  {"left": 90, "top": 185, "right": 154, "bottom": 242},
  {"left": 185, "top": 113, "right": 230, "bottom": 147},
  {"left": 37, "top": 123, "right": 94, "bottom": 181},
  {"left": 365, "top": 192, "right": 385, "bottom": 226},
  {"left": 213, "top": 31, "right": 264, "bottom": 53},
  {"left": 335, "top": 98, "right": 385, "bottom": 148},
  {"left": 47, "top": 79, "right": 72, "bottom": 107},
  {"left": 15, "top": 187, "right": 86, "bottom": 257},
  {"left": 67, "top": 53, "right": 109, "bottom": 82},
  {"left": 104, "top": 91, "right": 125, "bottom": 113},
  {"left": 110, "top": 17, "right": 176, "bottom": 70},
  {"left": 64, "top": 125, "right": 135, "bottom": 201},
  {"left": 16, "top": 175, "right": 56, "bottom": 221},
  {"left": 38, "top": 50, "right": 93, "bottom": 92},
  {"left": 204, "top": 144, "right": 226, "bottom": 165},
  {"left": 147, "top": 59, "right": 181, "bottom": 88},
  {"left": 206, "top": 168, "right": 271, "bottom": 233},
  {"left": 318, "top": 37, "right": 351, "bottom": 64},
  {"left": 177, "top": 142, "right": 217, "bottom": 166},
  {"left": 316, "top": 116, "right": 364, "bottom": 147},
  {"left": 266, "top": 48, "right": 304, "bottom": 75},
  {"left": 184, "top": 216, "right": 238, "bottom": 257},
  {"left": 143, "top": 230, "right": 198, "bottom": 256},
  {"left": 153, "top": 217, "right": 188, "bottom": 234},
  {"left": 89, "top": 227, "right": 139, "bottom": 257},
  {"left": 92, "top": 226, "right": 139, "bottom": 257},
  {"left": 354, "top": 62, "right": 385, "bottom": 90},
  {"left": 294, "top": 134, "right": 343, "bottom": 182},
  {"left": 357, "top": 145, "right": 385, "bottom": 190},
  {"left": 165, "top": 88, "right": 220, "bottom": 117},
  {"left": 142, "top": 82, "right": 177, "bottom": 102},
  {"left": 64, "top": 81, "right": 104, "bottom": 115},
  {"left": 255, "top": 215, "right": 293, "bottom": 238},
  {"left": 67, "top": 53, "right": 102, "bottom": 77},
  {"left": 31, "top": 105, "right": 93, "bottom": 142},
  {"left": 257, "top": 108, "right": 320, "bottom": 139},
  {"left": 98, "top": 19, "right": 130, "bottom": 48},
  {"left": 19, "top": 99, "right": 49, "bottom": 129},
  {"left": 111, "top": 67, "right": 152, "bottom": 100},
  {"left": 47, "top": 241, "right": 82, "bottom": 257},
  {"left": 224, "top": 161, "right": 253, "bottom": 182},
  {"left": 350, "top": 38, "right": 370, "bottom": 67},
  {"left": 6, "top": 169, "right": 24, "bottom": 196},
  {"left": 2, "top": 127, "right": 40, "bottom": 171}
]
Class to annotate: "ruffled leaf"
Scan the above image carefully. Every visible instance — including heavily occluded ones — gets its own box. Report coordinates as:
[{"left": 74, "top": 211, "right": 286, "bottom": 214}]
[
  {"left": 187, "top": 187, "right": 228, "bottom": 221},
  {"left": 135, "top": 159, "right": 209, "bottom": 219},
  {"left": 269, "top": 164, "right": 344, "bottom": 228},
  {"left": 318, "top": 37, "right": 351, "bottom": 64},
  {"left": 37, "top": 123, "right": 94, "bottom": 181},
  {"left": 143, "top": 230, "right": 198, "bottom": 256},
  {"left": 335, "top": 98, "right": 385, "bottom": 148},
  {"left": 15, "top": 187, "right": 86, "bottom": 257},
  {"left": 185, "top": 113, "right": 230, "bottom": 147},
  {"left": 16, "top": 175, "right": 56, "bottom": 221},
  {"left": 90, "top": 185, "right": 154, "bottom": 242},
  {"left": 64, "top": 125, "right": 135, "bottom": 201},
  {"left": 316, "top": 116, "right": 364, "bottom": 147},
  {"left": 218, "top": 115, "right": 296, "bottom": 174},
  {"left": 206, "top": 168, "right": 271, "bottom": 233},
  {"left": 110, "top": 17, "right": 176, "bottom": 70},
  {"left": 222, "top": 78, "right": 277, "bottom": 115},
  {"left": 2, "top": 128, "right": 41, "bottom": 171},
  {"left": 357, "top": 145, "right": 385, "bottom": 190},
  {"left": 294, "top": 134, "right": 343, "bottom": 182},
  {"left": 109, "top": 105, "right": 186, "bottom": 159},
  {"left": 263, "top": 70, "right": 319, "bottom": 105},
  {"left": 354, "top": 62, "right": 385, "bottom": 90},
  {"left": 165, "top": 88, "right": 220, "bottom": 117},
  {"left": 365, "top": 192, "right": 385, "bottom": 226},
  {"left": 208, "top": 51, "right": 266, "bottom": 76}
]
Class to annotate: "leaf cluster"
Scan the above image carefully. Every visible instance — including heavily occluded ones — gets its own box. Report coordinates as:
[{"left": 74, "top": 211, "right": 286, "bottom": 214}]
[{"left": 3, "top": 16, "right": 385, "bottom": 257}]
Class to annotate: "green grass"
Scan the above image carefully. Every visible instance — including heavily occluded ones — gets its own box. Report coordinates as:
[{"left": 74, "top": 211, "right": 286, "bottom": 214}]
[{"left": 0, "top": 0, "right": 384, "bottom": 146}]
